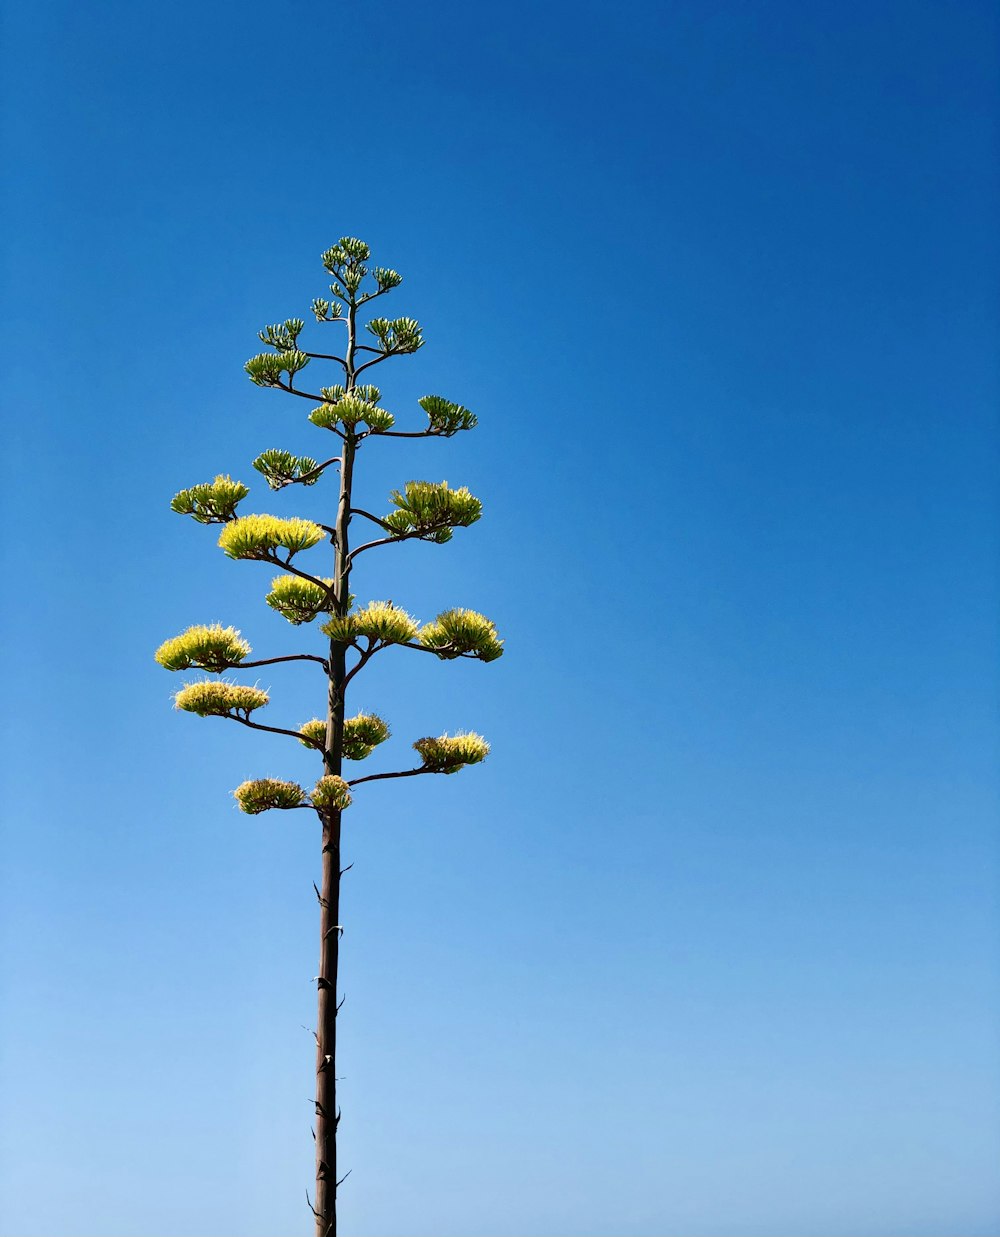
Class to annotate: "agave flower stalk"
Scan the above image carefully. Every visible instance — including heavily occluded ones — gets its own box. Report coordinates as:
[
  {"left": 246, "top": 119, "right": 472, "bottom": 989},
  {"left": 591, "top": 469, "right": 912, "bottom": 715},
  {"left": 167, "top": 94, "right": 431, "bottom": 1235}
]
[{"left": 157, "top": 238, "right": 502, "bottom": 1237}]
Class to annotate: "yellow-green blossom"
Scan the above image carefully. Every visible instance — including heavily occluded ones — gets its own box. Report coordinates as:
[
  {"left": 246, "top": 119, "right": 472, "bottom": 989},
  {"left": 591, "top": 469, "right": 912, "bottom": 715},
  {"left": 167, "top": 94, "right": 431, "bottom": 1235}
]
[
  {"left": 233, "top": 778, "right": 306, "bottom": 814},
  {"left": 312, "top": 775, "right": 352, "bottom": 811},
  {"left": 417, "top": 395, "right": 477, "bottom": 436},
  {"left": 170, "top": 475, "right": 249, "bottom": 524},
  {"left": 413, "top": 731, "right": 490, "bottom": 774},
  {"left": 382, "top": 480, "right": 481, "bottom": 543},
  {"left": 322, "top": 600, "right": 419, "bottom": 646},
  {"left": 298, "top": 718, "right": 328, "bottom": 749},
  {"left": 298, "top": 713, "right": 390, "bottom": 759},
  {"left": 218, "top": 514, "right": 325, "bottom": 560},
  {"left": 418, "top": 609, "right": 503, "bottom": 662},
  {"left": 155, "top": 624, "right": 251, "bottom": 673},
  {"left": 265, "top": 574, "right": 334, "bottom": 624},
  {"left": 174, "top": 680, "right": 268, "bottom": 717}
]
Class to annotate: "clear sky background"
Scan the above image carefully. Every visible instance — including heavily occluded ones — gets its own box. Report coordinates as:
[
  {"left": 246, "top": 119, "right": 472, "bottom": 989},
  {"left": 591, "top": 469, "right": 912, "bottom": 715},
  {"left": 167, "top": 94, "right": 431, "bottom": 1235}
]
[{"left": 1, "top": 2, "right": 998, "bottom": 1235}]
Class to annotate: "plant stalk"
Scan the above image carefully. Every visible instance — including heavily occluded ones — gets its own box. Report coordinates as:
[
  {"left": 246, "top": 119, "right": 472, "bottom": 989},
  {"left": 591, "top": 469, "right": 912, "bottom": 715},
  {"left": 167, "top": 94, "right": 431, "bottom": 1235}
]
[{"left": 314, "top": 294, "right": 358, "bottom": 1237}]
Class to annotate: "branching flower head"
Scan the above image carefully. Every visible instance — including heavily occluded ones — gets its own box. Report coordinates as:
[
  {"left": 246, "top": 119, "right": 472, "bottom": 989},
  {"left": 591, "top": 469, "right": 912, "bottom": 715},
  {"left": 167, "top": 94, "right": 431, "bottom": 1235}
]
[
  {"left": 365, "top": 316, "right": 423, "bottom": 355},
  {"left": 413, "top": 731, "right": 490, "bottom": 774},
  {"left": 322, "top": 601, "right": 419, "bottom": 646},
  {"left": 320, "top": 242, "right": 402, "bottom": 307},
  {"left": 257, "top": 319, "right": 304, "bottom": 352},
  {"left": 322, "top": 237, "right": 371, "bottom": 271},
  {"left": 418, "top": 609, "right": 503, "bottom": 662},
  {"left": 372, "top": 267, "right": 402, "bottom": 292},
  {"left": 253, "top": 449, "right": 321, "bottom": 490},
  {"left": 233, "top": 778, "right": 306, "bottom": 814},
  {"left": 310, "top": 297, "right": 343, "bottom": 322},
  {"left": 309, "top": 386, "right": 395, "bottom": 434},
  {"left": 298, "top": 718, "right": 327, "bottom": 749},
  {"left": 244, "top": 350, "right": 310, "bottom": 387},
  {"left": 322, "top": 238, "right": 372, "bottom": 299},
  {"left": 265, "top": 574, "right": 334, "bottom": 624},
  {"left": 155, "top": 624, "right": 252, "bottom": 673},
  {"left": 218, "top": 514, "right": 325, "bottom": 560},
  {"left": 383, "top": 481, "right": 482, "bottom": 542},
  {"left": 418, "top": 395, "right": 478, "bottom": 436},
  {"left": 174, "top": 679, "right": 269, "bottom": 717},
  {"left": 343, "top": 713, "right": 390, "bottom": 760},
  {"left": 171, "top": 475, "right": 249, "bottom": 524},
  {"left": 311, "top": 775, "right": 353, "bottom": 811},
  {"left": 298, "top": 713, "right": 390, "bottom": 759}
]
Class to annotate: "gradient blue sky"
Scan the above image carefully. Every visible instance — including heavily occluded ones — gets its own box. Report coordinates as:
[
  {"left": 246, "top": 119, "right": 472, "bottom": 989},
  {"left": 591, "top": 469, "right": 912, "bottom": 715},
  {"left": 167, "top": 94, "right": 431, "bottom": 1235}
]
[{"left": 2, "top": 2, "right": 999, "bottom": 1234}]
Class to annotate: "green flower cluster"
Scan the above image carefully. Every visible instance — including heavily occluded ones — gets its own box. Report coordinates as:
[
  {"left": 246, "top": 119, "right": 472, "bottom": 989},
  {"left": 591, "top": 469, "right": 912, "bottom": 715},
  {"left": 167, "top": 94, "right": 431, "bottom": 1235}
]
[
  {"left": 265, "top": 574, "right": 334, "bottom": 624},
  {"left": 365, "top": 316, "right": 423, "bottom": 354},
  {"left": 318, "top": 239, "right": 402, "bottom": 307},
  {"left": 322, "top": 236, "right": 371, "bottom": 270},
  {"left": 171, "top": 475, "right": 249, "bottom": 524},
  {"left": 310, "top": 297, "right": 344, "bottom": 322},
  {"left": 418, "top": 395, "right": 477, "bottom": 436},
  {"left": 322, "top": 237, "right": 374, "bottom": 298},
  {"left": 309, "top": 385, "right": 395, "bottom": 433},
  {"left": 244, "top": 349, "right": 310, "bottom": 387},
  {"left": 257, "top": 319, "right": 304, "bottom": 351},
  {"left": 418, "top": 609, "right": 503, "bottom": 662},
  {"left": 252, "top": 449, "right": 321, "bottom": 490},
  {"left": 383, "top": 480, "right": 482, "bottom": 543}
]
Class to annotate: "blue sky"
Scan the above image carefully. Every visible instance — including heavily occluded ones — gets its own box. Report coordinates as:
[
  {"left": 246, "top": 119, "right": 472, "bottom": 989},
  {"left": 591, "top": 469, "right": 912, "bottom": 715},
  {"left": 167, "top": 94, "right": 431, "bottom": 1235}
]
[{"left": 2, "top": 1, "right": 998, "bottom": 1234}]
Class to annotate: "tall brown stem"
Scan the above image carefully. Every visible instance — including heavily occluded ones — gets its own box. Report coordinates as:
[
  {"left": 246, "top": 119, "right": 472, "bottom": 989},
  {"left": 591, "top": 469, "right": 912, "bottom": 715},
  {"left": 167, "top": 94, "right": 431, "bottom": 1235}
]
[{"left": 313, "top": 295, "right": 358, "bottom": 1237}]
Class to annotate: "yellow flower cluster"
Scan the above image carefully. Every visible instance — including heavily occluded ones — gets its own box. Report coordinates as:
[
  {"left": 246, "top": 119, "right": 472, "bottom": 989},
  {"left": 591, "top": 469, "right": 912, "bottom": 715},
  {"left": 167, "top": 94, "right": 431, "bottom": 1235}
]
[
  {"left": 312, "top": 775, "right": 353, "bottom": 811},
  {"left": 298, "top": 719, "right": 327, "bottom": 748},
  {"left": 309, "top": 390, "right": 395, "bottom": 433},
  {"left": 218, "top": 514, "right": 325, "bottom": 560},
  {"left": 383, "top": 480, "right": 482, "bottom": 541},
  {"left": 155, "top": 624, "right": 251, "bottom": 673},
  {"left": 170, "top": 475, "right": 249, "bottom": 524},
  {"left": 322, "top": 601, "right": 419, "bottom": 646},
  {"left": 343, "top": 713, "right": 390, "bottom": 760},
  {"left": 265, "top": 574, "right": 334, "bottom": 624},
  {"left": 418, "top": 609, "right": 503, "bottom": 662},
  {"left": 413, "top": 731, "right": 490, "bottom": 774},
  {"left": 298, "top": 713, "right": 390, "bottom": 760},
  {"left": 233, "top": 778, "right": 306, "bottom": 814},
  {"left": 174, "top": 680, "right": 269, "bottom": 717}
]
